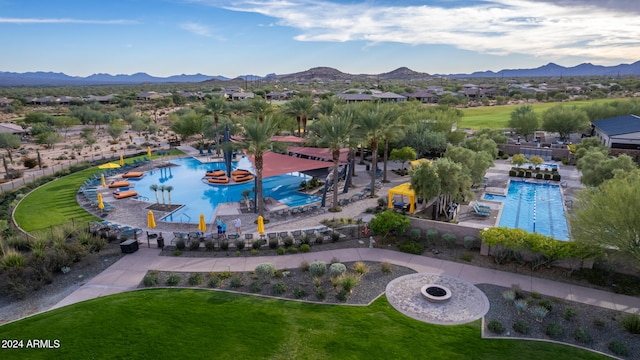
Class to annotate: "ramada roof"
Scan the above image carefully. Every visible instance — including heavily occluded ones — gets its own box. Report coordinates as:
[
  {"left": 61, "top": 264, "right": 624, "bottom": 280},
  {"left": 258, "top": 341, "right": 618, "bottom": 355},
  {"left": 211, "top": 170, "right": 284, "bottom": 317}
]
[{"left": 592, "top": 114, "right": 640, "bottom": 136}]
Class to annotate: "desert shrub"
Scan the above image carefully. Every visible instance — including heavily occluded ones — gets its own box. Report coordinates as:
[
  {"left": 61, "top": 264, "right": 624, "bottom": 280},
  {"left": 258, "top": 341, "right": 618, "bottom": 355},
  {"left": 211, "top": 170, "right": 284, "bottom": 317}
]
[
  {"left": 573, "top": 328, "right": 592, "bottom": 344},
  {"left": 331, "top": 232, "right": 340, "bottom": 242},
  {"left": 188, "top": 273, "right": 202, "bottom": 285},
  {"left": 441, "top": 233, "right": 457, "bottom": 248},
  {"left": 315, "top": 235, "right": 324, "bottom": 245},
  {"left": 512, "top": 320, "right": 530, "bottom": 334},
  {"left": 531, "top": 291, "right": 542, "bottom": 299},
  {"left": 425, "top": 229, "right": 438, "bottom": 246},
  {"left": 514, "top": 299, "right": 528, "bottom": 314},
  {"left": 339, "top": 273, "right": 360, "bottom": 293},
  {"left": 299, "top": 244, "right": 310, "bottom": 253},
  {"left": 204, "top": 240, "right": 215, "bottom": 251},
  {"left": 175, "top": 239, "right": 186, "bottom": 250},
  {"left": 537, "top": 299, "right": 553, "bottom": 312},
  {"left": 460, "top": 253, "right": 473, "bottom": 262},
  {"left": 299, "top": 260, "right": 310, "bottom": 272},
  {"left": 0, "top": 249, "right": 26, "bottom": 270},
  {"left": 220, "top": 241, "right": 229, "bottom": 251},
  {"left": 229, "top": 276, "right": 243, "bottom": 288},
  {"left": 309, "top": 261, "right": 327, "bottom": 277},
  {"left": 293, "top": 285, "right": 307, "bottom": 299},
  {"left": 189, "top": 239, "right": 200, "bottom": 251},
  {"left": 563, "top": 307, "right": 577, "bottom": 321},
  {"left": 208, "top": 276, "right": 220, "bottom": 288},
  {"left": 336, "top": 289, "right": 349, "bottom": 302},
  {"left": 142, "top": 275, "right": 158, "bottom": 287},
  {"left": 621, "top": 313, "right": 640, "bottom": 334},
  {"left": 315, "top": 288, "right": 327, "bottom": 300},
  {"left": 353, "top": 261, "right": 368, "bottom": 275},
  {"left": 502, "top": 290, "right": 516, "bottom": 303},
  {"left": 88, "top": 237, "right": 106, "bottom": 253},
  {"left": 250, "top": 249, "right": 259, "bottom": 256},
  {"left": 329, "top": 263, "right": 347, "bottom": 278},
  {"left": 283, "top": 236, "right": 294, "bottom": 248},
  {"left": 398, "top": 240, "right": 424, "bottom": 255},
  {"left": 300, "top": 234, "right": 313, "bottom": 245},
  {"left": 166, "top": 274, "right": 180, "bottom": 286},
  {"left": 252, "top": 240, "right": 262, "bottom": 250},
  {"left": 487, "top": 319, "right": 505, "bottom": 334},
  {"left": 463, "top": 236, "right": 479, "bottom": 250},
  {"left": 381, "top": 261, "right": 393, "bottom": 274},
  {"left": 545, "top": 323, "right": 564, "bottom": 339},
  {"left": 592, "top": 318, "right": 606, "bottom": 329},
  {"left": 255, "top": 263, "right": 276, "bottom": 282},
  {"left": 287, "top": 247, "right": 298, "bottom": 254},
  {"left": 410, "top": 228, "right": 421, "bottom": 241},
  {"left": 235, "top": 239, "right": 245, "bottom": 251},
  {"left": 249, "top": 281, "right": 262, "bottom": 293},
  {"left": 330, "top": 257, "right": 340, "bottom": 264},
  {"left": 272, "top": 281, "right": 287, "bottom": 295},
  {"left": 530, "top": 305, "right": 549, "bottom": 322},
  {"left": 172, "top": 250, "right": 182, "bottom": 256},
  {"left": 276, "top": 247, "right": 285, "bottom": 255},
  {"left": 268, "top": 238, "right": 278, "bottom": 249},
  {"left": 608, "top": 341, "right": 629, "bottom": 357},
  {"left": 218, "top": 270, "right": 232, "bottom": 279}
]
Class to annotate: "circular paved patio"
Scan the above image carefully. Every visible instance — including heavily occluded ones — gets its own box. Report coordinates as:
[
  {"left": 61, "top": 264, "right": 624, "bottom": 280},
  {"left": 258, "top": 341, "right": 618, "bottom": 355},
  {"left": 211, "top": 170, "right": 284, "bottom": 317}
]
[{"left": 385, "top": 273, "right": 490, "bottom": 325}]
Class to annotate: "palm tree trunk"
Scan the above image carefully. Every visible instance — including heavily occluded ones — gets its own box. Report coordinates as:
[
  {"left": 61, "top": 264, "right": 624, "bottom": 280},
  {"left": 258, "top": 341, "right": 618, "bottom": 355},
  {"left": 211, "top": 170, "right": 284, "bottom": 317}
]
[
  {"left": 332, "top": 150, "right": 340, "bottom": 210},
  {"left": 382, "top": 139, "right": 389, "bottom": 183},
  {"left": 296, "top": 116, "right": 301, "bottom": 137},
  {"left": 302, "top": 115, "right": 307, "bottom": 137},
  {"left": 215, "top": 116, "right": 220, "bottom": 156},
  {"left": 256, "top": 155, "right": 264, "bottom": 217},
  {"left": 370, "top": 141, "right": 378, "bottom": 197}
]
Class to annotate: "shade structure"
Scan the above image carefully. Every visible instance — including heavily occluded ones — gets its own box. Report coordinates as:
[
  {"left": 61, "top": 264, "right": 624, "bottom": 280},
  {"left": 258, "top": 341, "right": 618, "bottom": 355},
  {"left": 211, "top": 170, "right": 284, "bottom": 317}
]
[
  {"left": 198, "top": 213, "right": 206, "bottom": 232},
  {"left": 101, "top": 173, "right": 106, "bottom": 187},
  {"left": 97, "top": 193, "right": 105, "bottom": 210},
  {"left": 247, "top": 152, "right": 332, "bottom": 179},
  {"left": 147, "top": 147, "right": 151, "bottom": 157},
  {"left": 119, "top": 154, "right": 124, "bottom": 166},
  {"left": 98, "top": 163, "right": 121, "bottom": 169},
  {"left": 387, "top": 182, "right": 416, "bottom": 214},
  {"left": 257, "top": 215, "right": 265, "bottom": 235},
  {"left": 148, "top": 210, "right": 156, "bottom": 229}
]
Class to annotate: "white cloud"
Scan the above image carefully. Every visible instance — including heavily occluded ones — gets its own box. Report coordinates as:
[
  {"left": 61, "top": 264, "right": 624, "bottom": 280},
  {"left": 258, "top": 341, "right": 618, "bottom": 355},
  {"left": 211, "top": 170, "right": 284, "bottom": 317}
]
[
  {"left": 181, "top": 22, "right": 213, "bottom": 37},
  {"left": 193, "top": 0, "right": 640, "bottom": 63},
  {"left": 0, "top": 17, "right": 135, "bottom": 24}
]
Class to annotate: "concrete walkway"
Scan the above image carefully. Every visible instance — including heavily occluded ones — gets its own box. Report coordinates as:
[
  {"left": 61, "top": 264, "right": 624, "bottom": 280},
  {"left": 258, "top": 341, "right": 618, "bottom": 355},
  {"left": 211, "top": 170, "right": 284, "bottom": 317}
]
[{"left": 52, "top": 246, "right": 640, "bottom": 315}]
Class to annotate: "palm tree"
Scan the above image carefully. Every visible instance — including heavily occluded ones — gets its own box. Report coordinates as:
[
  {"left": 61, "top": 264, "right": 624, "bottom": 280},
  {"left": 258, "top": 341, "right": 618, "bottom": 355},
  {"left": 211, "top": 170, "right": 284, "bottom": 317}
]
[
  {"left": 309, "top": 113, "right": 355, "bottom": 211},
  {"left": 150, "top": 184, "right": 159, "bottom": 204},
  {"left": 239, "top": 116, "right": 280, "bottom": 217},
  {"left": 247, "top": 98, "right": 274, "bottom": 123},
  {"left": 379, "top": 105, "right": 404, "bottom": 183},
  {"left": 206, "top": 96, "right": 230, "bottom": 155},
  {"left": 159, "top": 185, "right": 166, "bottom": 204},
  {"left": 283, "top": 96, "right": 314, "bottom": 137},
  {"left": 356, "top": 103, "right": 395, "bottom": 197},
  {"left": 165, "top": 186, "right": 173, "bottom": 205}
]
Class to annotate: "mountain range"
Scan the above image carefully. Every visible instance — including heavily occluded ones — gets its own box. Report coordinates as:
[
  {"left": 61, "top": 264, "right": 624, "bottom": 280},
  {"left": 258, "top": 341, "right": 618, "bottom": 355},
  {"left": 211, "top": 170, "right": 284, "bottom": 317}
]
[{"left": 1, "top": 61, "right": 639, "bottom": 86}]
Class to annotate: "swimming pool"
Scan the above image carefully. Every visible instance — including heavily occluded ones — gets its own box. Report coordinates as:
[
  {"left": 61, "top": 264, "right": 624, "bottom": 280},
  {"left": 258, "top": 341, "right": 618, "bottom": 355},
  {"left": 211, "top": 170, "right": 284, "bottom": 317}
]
[
  {"left": 131, "top": 157, "right": 321, "bottom": 223},
  {"left": 483, "top": 181, "right": 570, "bottom": 240}
]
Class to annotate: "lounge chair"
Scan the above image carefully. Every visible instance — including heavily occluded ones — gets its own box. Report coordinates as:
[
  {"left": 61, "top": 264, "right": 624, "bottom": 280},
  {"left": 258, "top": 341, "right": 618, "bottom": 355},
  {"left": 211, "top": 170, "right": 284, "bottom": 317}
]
[
  {"left": 472, "top": 203, "right": 490, "bottom": 216},
  {"left": 473, "top": 200, "right": 491, "bottom": 210}
]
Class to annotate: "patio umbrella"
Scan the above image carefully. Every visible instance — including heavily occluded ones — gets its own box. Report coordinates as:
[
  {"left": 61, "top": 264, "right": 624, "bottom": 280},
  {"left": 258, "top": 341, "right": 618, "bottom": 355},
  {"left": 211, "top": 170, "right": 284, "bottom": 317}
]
[
  {"left": 257, "top": 215, "right": 264, "bottom": 235},
  {"left": 119, "top": 154, "right": 124, "bottom": 166},
  {"left": 147, "top": 146, "right": 151, "bottom": 157},
  {"left": 223, "top": 124, "right": 232, "bottom": 177},
  {"left": 148, "top": 210, "right": 156, "bottom": 229},
  {"left": 101, "top": 173, "right": 106, "bottom": 187},
  {"left": 98, "top": 163, "right": 120, "bottom": 169},
  {"left": 97, "top": 193, "right": 104, "bottom": 210},
  {"left": 198, "top": 213, "right": 206, "bottom": 232}
]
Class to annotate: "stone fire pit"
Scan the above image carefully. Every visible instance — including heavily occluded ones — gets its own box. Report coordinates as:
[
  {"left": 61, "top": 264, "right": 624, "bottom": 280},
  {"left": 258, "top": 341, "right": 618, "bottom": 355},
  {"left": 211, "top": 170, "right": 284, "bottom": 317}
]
[{"left": 421, "top": 284, "right": 452, "bottom": 303}]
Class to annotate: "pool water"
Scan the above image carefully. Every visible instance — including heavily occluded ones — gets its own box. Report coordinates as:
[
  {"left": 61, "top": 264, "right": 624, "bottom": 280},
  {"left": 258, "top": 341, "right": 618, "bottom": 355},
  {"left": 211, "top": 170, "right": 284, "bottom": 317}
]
[
  {"left": 484, "top": 181, "right": 570, "bottom": 240},
  {"left": 131, "top": 157, "right": 320, "bottom": 223}
]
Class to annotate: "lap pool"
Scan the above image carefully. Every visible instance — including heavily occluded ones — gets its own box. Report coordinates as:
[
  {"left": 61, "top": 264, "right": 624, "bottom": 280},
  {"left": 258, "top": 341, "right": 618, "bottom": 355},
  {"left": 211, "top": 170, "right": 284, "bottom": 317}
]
[
  {"left": 131, "top": 157, "right": 321, "bottom": 223},
  {"left": 483, "top": 180, "right": 570, "bottom": 240}
]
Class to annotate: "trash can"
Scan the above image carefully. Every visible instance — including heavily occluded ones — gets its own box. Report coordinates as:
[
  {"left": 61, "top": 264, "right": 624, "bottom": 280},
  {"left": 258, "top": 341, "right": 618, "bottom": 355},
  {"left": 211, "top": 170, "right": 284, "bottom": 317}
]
[{"left": 157, "top": 236, "right": 164, "bottom": 249}]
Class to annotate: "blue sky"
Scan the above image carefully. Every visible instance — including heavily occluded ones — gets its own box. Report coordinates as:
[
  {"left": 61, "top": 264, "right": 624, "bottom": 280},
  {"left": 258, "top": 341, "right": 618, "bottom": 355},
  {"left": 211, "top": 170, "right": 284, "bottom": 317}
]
[{"left": 1, "top": 0, "right": 638, "bottom": 77}]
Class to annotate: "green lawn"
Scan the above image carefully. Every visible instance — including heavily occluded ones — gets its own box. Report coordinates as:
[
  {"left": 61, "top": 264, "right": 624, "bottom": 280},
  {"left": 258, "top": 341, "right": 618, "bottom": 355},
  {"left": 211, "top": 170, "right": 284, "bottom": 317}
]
[
  {"left": 459, "top": 98, "right": 620, "bottom": 129},
  {"left": 13, "top": 167, "right": 101, "bottom": 232},
  {"left": 0, "top": 289, "right": 607, "bottom": 360}
]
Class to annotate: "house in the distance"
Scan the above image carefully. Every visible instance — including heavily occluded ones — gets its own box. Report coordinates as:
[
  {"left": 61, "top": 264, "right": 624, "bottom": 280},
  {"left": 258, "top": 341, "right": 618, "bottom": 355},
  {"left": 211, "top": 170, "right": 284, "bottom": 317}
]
[{"left": 591, "top": 114, "right": 640, "bottom": 149}]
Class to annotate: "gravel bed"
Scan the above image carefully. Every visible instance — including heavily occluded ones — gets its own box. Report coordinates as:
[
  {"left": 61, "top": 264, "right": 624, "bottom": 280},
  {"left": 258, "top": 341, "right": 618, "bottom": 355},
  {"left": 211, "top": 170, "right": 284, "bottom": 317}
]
[{"left": 478, "top": 284, "right": 640, "bottom": 359}]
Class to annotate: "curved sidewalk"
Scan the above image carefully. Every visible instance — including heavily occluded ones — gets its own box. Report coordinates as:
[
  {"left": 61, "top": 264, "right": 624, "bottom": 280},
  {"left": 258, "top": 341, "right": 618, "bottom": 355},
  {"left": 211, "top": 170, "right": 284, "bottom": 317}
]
[{"left": 52, "top": 247, "right": 639, "bottom": 315}]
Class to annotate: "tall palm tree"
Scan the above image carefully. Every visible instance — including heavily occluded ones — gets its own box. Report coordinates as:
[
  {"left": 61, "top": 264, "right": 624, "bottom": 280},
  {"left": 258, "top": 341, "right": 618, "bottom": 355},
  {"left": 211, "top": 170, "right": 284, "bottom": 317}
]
[
  {"left": 355, "top": 103, "right": 395, "bottom": 197},
  {"left": 247, "top": 98, "right": 274, "bottom": 122},
  {"left": 159, "top": 185, "right": 166, "bottom": 204},
  {"left": 239, "top": 116, "right": 280, "bottom": 217},
  {"left": 379, "top": 105, "right": 404, "bottom": 183},
  {"left": 165, "top": 186, "right": 173, "bottom": 205},
  {"left": 149, "top": 184, "right": 159, "bottom": 204},
  {"left": 206, "top": 96, "right": 230, "bottom": 155},
  {"left": 283, "top": 96, "right": 314, "bottom": 137},
  {"left": 309, "top": 112, "right": 356, "bottom": 211}
]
